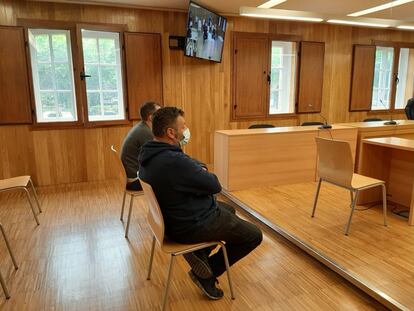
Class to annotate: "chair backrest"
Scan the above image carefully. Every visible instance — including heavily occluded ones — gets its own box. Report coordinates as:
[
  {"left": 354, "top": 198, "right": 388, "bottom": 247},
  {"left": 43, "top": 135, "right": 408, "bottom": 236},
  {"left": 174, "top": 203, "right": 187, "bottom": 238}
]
[
  {"left": 301, "top": 121, "right": 324, "bottom": 126},
  {"left": 139, "top": 179, "right": 165, "bottom": 245},
  {"left": 315, "top": 137, "right": 354, "bottom": 188},
  {"left": 406, "top": 98, "right": 414, "bottom": 120},
  {"left": 248, "top": 124, "right": 274, "bottom": 129},
  {"left": 110, "top": 145, "right": 127, "bottom": 182},
  {"left": 363, "top": 118, "right": 383, "bottom": 122}
]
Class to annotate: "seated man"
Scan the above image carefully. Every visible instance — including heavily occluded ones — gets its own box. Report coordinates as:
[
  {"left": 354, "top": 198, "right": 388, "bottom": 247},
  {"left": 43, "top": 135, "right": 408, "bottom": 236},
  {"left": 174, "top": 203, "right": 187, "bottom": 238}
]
[
  {"left": 121, "top": 101, "right": 160, "bottom": 190},
  {"left": 139, "top": 107, "right": 262, "bottom": 300}
]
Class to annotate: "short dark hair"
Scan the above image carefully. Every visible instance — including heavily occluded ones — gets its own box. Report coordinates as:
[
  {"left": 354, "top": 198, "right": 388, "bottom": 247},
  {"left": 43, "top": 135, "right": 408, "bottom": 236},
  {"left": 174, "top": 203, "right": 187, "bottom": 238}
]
[
  {"left": 152, "top": 107, "right": 184, "bottom": 137},
  {"left": 140, "top": 101, "right": 159, "bottom": 121}
]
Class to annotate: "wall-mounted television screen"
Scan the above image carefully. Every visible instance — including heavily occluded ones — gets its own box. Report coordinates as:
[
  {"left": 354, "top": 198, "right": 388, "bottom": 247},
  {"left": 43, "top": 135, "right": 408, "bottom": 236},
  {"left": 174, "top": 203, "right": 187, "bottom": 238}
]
[{"left": 185, "top": 1, "right": 227, "bottom": 63}]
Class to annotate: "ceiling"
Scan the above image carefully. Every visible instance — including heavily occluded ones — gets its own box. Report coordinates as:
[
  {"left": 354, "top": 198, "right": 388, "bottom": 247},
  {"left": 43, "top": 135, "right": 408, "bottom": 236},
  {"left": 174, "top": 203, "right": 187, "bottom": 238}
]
[{"left": 32, "top": 0, "right": 414, "bottom": 22}]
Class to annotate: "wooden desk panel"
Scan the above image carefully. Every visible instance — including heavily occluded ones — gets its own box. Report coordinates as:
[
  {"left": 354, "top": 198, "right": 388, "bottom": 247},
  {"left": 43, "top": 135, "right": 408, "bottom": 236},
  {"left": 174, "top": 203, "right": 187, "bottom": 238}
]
[
  {"left": 363, "top": 137, "right": 414, "bottom": 151},
  {"left": 336, "top": 120, "right": 414, "bottom": 171},
  {"left": 359, "top": 137, "right": 414, "bottom": 225},
  {"left": 227, "top": 131, "right": 317, "bottom": 190},
  {"left": 214, "top": 126, "right": 357, "bottom": 191}
]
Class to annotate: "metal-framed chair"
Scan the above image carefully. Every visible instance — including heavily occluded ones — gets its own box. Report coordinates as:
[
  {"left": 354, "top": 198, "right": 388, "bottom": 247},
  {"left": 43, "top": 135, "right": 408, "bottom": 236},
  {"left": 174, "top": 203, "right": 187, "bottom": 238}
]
[
  {"left": 0, "top": 223, "right": 18, "bottom": 299},
  {"left": 139, "top": 179, "right": 235, "bottom": 311},
  {"left": 311, "top": 137, "right": 388, "bottom": 235},
  {"left": 0, "top": 176, "right": 42, "bottom": 225},
  {"left": 110, "top": 145, "right": 144, "bottom": 238}
]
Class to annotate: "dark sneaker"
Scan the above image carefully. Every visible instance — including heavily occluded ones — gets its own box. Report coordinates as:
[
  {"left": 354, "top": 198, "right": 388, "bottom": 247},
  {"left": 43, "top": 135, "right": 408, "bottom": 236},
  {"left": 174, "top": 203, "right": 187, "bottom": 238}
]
[
  {"left": 188, "top": 270, "right": 224, "bottom": 300},
  {"left": 183, "top": 250, "right": 213, "bottom": 279}
]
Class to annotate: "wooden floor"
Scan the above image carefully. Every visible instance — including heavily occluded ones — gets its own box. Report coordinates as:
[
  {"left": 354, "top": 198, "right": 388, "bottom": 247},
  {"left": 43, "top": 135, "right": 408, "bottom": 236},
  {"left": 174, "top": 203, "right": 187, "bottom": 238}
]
[
  {"left": 229, "top": 182, "right": 414, "bottom": 310},
  {"left": 0, "top": 181, "right": 385, "bottom": 310}
]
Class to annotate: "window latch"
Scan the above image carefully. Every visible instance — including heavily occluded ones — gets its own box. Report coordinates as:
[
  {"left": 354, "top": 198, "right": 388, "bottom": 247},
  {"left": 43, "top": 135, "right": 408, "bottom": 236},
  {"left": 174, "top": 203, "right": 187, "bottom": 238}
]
[{"left": 80, "top": 72, "right": 91, "bottom": 80}]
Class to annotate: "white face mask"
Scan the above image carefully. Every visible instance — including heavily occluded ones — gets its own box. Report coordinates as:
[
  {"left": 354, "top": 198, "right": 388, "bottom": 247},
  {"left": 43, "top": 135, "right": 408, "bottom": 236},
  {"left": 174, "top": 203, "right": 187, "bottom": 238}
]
[{"left": 180, "top": 128, "right": 191, "bottom": 146}]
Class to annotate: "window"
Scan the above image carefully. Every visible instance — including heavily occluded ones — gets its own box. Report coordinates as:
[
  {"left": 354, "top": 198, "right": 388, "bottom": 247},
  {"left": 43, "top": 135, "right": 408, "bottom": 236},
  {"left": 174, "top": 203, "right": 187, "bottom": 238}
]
[
  {"left": 269, "top": 41, "right": 296, "bottom": 114},
  {"left": 370, "top": 44, "right": 414, "bottom": 111},
  {"left": 81, "top": 30, "right": 125, "bottom": 121},
  {"left": 395, "top": 48, "right": 414, "bottom": 109},
  {"left": 232, "top": 32, "right": 304, "bottom": 120},
  {"left": 25, "top": 22, "right": 129, "bottom": 127},
  {"left": 372, "top": 46, "right": 393, "bottom": 110},
  {"left": 28, "top": 29, "right": 77, "bottom": 122}
]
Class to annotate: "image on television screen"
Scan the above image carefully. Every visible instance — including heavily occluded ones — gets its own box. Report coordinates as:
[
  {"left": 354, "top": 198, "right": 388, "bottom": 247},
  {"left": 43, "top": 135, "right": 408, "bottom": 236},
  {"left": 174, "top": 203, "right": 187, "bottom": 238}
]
[{"left": 185, "top": 1, "right": 227, "bottom": 63}]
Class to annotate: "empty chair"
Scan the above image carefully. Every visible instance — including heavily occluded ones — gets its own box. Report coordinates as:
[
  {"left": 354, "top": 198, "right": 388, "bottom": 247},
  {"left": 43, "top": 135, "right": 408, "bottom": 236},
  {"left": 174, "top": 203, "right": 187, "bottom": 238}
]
[
  {"left": 0, "top": 176, "right": 42, "bottom": 225},
  {"left": 0, "top": 223, "right": 18, "bottom": 299},
  {"left": 139, "top": 179, "right": 235, "bottom": 310},
  {"left": 110, "top": 145, "right": 144, "bottom": 238},
  {"left": 301, "top": 121, "right": 324, "bottom": 126},
  {"left": 363, "top": 118, "right": 383, "bottom": 122},
  {"left": 406, "top": 98, "right": 414, "bottom": 120},
  {"left": 248, "top": 124, "right": 274, "bottom": 129},
  {"left": 311, "top": 137, "right": 387, "bottom": 235}
]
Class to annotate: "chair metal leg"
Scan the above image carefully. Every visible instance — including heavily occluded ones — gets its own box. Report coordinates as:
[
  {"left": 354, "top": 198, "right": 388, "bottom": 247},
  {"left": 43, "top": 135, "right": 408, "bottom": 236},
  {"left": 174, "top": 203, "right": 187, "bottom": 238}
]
[
  {"left": 345, "top": 190, "right": 359, "bottom": 235},
  {"left": 162, "top": 255, "right": 175, "bottom": 311},
  {"left": 0, "top": 224, "right": 18, "bottom": 270},
  {"left": 29, "top": 178, "right": 42, "bottom": 213},
  {"left": 311, "top": 179, "right": 322, "bottom": 217},
  {"left": 120, "top": 191, "right": 127, "bottom": 221},
  {"left": 221, "top": 244, "right": 235, "bottom": 300},
  {"left": 147, "top": 236, "right": 156, "bottom": 280},
  {"left": 125, "top": 195, "right": 134, "bottom": 238},
  {"left": 23, "top": 189, "right": 40, "bottom": 225},
  {"left": 0, "top": 271, "right": 10, "bottom": 299},
  {"left": 349, "top": 191, "right": 354, "bottom": 207},
  {"left": 381, "top": 184, "right": 388, "bottom": 226}
]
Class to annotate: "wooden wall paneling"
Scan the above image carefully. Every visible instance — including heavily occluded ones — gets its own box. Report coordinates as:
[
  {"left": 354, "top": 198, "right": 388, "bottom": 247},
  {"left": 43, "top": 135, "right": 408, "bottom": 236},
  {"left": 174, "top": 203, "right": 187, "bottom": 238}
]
[
  {"left": 31, "top": 130, "right": 53, "bottom": 185},
  {"left": 84, "top": 128, "right": 106, "bottom": 182},
  {"left": 0, "top": 0, "right": 414, "bottom": 186},
  {"left": 64, "top": 129, "right": 87, "bottom": 183},
  {"left": 0, "top": 26, "right": 32, "bottom": 124},
  {"left": 0, "top": 126, "right": 34, "bottom": 181},
  {"left": 31, "top": 129, "right": 86, "bottom": 185},
  {"left": 101, "top": 126, "right": 130, "bottom": 180},
  {"left": 349, "top": 45, "right": 376, "bottom": 111},
  {"left": 326, "top": 26, "right": 353, "bottom": 123},
  {"left": 124, "top": 32, "right": 163, "bottom": 119},
  {"left": 232, "top": 32, "right": 269, "bottom": 119},
  {"left": 297, "top": 41, "right": 325, "bottom": 113}
]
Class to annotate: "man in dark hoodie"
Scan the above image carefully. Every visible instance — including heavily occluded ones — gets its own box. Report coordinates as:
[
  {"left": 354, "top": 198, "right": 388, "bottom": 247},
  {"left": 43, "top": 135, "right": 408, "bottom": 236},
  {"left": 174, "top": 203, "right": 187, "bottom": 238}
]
[{"left": 139, "top": 107, "right": 262, "bottom": 300}]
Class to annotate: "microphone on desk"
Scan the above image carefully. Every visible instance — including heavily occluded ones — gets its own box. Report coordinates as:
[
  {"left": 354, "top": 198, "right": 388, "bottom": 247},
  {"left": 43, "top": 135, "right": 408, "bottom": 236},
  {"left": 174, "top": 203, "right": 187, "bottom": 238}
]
[
  {"left": 379, "top": 99, "right": 398, "bottom": 125},
  {"left": 319, "top": 114, "right": 332, "bottom": 129}
]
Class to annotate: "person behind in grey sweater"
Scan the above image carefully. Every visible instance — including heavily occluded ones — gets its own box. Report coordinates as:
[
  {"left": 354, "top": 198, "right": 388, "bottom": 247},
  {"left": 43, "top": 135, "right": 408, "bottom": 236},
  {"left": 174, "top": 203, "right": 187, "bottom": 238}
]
[{"left": 121, "top": 101, "right": 160, "bottom": 190}]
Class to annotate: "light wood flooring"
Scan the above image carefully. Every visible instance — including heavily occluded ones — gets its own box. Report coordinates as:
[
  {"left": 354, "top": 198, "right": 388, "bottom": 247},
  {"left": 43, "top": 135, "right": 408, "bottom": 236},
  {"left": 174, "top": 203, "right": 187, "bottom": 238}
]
[
  {"left": 229, "top": 182, "right": 414, "bottom": 310},
  {"left": 0, "top": 181, "right": 385, "bottom": 310}
]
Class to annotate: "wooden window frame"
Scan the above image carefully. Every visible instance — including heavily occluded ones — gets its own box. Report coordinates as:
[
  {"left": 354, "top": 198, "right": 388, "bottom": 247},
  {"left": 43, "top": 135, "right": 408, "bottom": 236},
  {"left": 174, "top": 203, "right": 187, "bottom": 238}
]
[
  {"left": 296, "top": 41, "right": 325, "bottom": 114},
  {"left": 18, "top": 19, "right": 131, "bottom": 129},
  {"left": 368, "top": 40, "right": 414, "bottom": 114},
  {"left": 268, "top": 35, "right": 301, "bottom": 118},
  {"left": 231, "top": 31, "right": 301, "bottom": 122},
  {"left": 349, "top": 45, "right": 376, "bottom": 112},
  {"left": 0, "top": 25, "right": 33, "bottom": 125},
  {"left": 76, "top": 23, "right": 130, "bottom": 127},
  {"left": 124, "top": 31, "right": 164, "bottom": 120}
]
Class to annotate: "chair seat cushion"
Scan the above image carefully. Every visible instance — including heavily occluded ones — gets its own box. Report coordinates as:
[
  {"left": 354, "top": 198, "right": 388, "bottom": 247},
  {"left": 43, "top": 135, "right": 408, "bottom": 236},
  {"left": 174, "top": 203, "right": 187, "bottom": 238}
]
[
  {"left": 351, "top": 173, "right": 384, "bottom": 190},
  {"left": 0, "top": 176, "right": 30, "bottom": 191}
]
